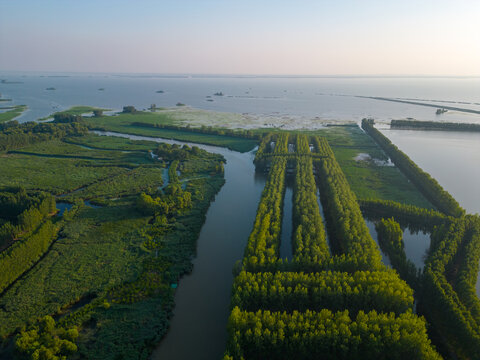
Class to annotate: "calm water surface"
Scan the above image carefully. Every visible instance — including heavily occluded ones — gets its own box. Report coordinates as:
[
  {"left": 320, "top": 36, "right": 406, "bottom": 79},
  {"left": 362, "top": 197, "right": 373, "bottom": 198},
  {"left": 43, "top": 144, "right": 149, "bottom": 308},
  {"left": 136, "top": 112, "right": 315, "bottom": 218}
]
[
  {"left": 279, "top": 183, "right": 293, "bottom": 261},
  {"left": 1, "top": 74, "right": 479, "bottom": 124}
]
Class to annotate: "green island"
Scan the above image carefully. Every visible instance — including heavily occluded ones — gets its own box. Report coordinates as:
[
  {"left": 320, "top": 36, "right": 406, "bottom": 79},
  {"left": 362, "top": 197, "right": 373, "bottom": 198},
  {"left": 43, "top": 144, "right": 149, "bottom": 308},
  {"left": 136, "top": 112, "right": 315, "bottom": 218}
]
[{"left": 0, "top": 106, "right": 479, "bottom": 359}]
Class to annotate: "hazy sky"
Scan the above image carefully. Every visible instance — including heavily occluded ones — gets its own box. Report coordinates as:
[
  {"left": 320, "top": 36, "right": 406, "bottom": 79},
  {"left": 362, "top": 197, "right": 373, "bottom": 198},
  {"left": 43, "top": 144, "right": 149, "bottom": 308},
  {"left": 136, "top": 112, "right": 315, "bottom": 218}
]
[{"left": 1, "top": 0, "right": 479, "bottom": 75}]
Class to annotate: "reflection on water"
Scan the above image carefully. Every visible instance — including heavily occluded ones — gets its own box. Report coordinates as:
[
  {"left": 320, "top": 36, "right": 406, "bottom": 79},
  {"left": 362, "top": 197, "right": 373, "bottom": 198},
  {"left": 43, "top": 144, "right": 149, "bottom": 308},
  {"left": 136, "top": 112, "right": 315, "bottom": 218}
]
[
  {"left": 365, "top": 219, "right": 431, "bottom": 271},
  {"left": 56, "top": 202, "right": 72, "bottom": 216},
  {"left": 402, "top": 228, "right": 430, "bottom": 270},
  {"left": 365, "top": 220, "right": 391, "bottom": 267},
  {"left": 382, "top": 129, "right": 480, "bottom": 215}
]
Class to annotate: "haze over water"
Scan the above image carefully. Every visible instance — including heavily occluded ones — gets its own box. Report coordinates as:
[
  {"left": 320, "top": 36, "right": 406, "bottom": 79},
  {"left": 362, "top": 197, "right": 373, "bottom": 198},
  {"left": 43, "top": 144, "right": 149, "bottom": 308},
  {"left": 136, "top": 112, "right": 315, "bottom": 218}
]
[{"left": 1, "top": 74, "right": 479, "bottom": 124}]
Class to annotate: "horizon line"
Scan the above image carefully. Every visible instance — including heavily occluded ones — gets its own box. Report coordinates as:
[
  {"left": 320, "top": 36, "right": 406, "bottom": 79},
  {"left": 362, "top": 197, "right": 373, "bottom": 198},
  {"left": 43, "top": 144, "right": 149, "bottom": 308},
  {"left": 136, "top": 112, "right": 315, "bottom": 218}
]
[{"left": 1, "top": 70, "right": 480, "bottom": 78}]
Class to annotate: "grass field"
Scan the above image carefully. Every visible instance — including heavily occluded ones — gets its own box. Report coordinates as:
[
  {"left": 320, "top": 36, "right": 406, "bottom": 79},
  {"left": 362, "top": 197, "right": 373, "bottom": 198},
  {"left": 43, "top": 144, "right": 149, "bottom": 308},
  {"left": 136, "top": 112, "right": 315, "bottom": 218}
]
[
  {"left": 83, "top": 110, "right": 259, "bottom": 152},
  {"left": 317, "top": 126, "right": 433, "bottom": 208},
  {"left": 0, "top": 105, "right": 27, "bottom": 123}
]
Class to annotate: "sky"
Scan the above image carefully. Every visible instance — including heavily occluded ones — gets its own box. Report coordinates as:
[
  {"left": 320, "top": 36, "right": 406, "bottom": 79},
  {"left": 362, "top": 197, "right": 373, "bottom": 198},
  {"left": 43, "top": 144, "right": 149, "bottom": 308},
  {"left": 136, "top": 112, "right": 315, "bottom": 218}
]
[{"left": 1, "top": 0, "right": 479, "bottom": 75}]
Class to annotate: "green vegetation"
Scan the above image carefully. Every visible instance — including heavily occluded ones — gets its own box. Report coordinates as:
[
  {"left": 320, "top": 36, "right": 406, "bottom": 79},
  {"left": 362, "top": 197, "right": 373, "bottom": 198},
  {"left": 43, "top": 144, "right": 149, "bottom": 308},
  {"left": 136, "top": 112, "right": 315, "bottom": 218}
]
[
  {"left": 391, "top": 119, "right": 480, "bottom": 132},
  {"left": 362, "top": 118, "right": 464, "bottom": 217},
  {"left": 226, "top": 308, "right": 441, "bottom": 360},
  {"left": 0, "top": 120, "right": 226, "bottom": 359},
  {"left": 292, "top": 135, "right": 329, "bottom": 264},
  {"left": 359, "top": 199, "right": 447, "bottom": 232},
  {"left": 376, "top": 218, "right": 419, "bottom": 288},
  {"left": 38, "top": 106, "right": 110, "bottom": 121},
  {"left": 0, "top": 105, "right": 27, "bottom": 123},
  {"left": 321, "top": 125, "right": 432, "bottom": 208},
  {"left": 313, "top": 136, "right": 383, "bottom": 271},
  {"left": 242, "top": 133, "right": 288, "bottom": 272},
  {"left": 232, "top": 270, "right": 414, "bottom": 314},
  {"left": 226, "top": 132, "right": 440, "bottom": 359},
  {"left": 422, "top": 216, "right": 480, "bottom": 359},
  {"left": 0, "top": 121, "right": 88, "bottom": 152},
  {"left": 83, "top": 109, "right": 259, "bottom": 152},
  {"left": 15, "top": 316, "right": 78, "bottom": 360},
  {"left": 0, "top": 187, "right": 56, "bottom": 246},
  {"left": 0, "top": 221, "right": 57, "bottom": 294},
  {"left": 2, "top": 110, "right": 479, "bottom": 359}
]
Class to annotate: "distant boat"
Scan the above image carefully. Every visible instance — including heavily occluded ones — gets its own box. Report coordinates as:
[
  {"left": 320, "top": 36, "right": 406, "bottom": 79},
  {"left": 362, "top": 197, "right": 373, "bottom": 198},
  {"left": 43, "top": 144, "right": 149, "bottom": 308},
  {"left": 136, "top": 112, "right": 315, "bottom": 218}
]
[
  {"left": 46, "top": 87, "right": 56, "bottom": 90},
  {"left": 213, "top": 92, "right": 224, "bottom": 96},
  {"left": 156, "top": 90, "right": 164, "bottom": 93},
  {"left": 98, "top": 88, "right": 105, "bottom": 91},
  {"left": 436, "top": 108, "right": 448, "bottom": 115}
]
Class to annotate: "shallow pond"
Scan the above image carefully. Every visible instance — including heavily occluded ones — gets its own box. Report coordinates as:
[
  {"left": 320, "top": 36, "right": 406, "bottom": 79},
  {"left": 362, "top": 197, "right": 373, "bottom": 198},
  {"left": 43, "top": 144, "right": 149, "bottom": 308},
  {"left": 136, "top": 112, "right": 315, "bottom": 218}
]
[{"left": 365, "top": 219, "right": 431, "bottom": 271}]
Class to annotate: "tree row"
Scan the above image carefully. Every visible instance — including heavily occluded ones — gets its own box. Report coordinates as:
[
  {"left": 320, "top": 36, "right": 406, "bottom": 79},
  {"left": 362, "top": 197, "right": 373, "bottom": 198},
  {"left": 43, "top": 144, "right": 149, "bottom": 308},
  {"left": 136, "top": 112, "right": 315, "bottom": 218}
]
[
  {"left": 375, "top": 218, "right": 419, "bottom": 289},
  {"left": 0, "top": 121, "right": 88, "bottom": 152},
  {"left": 231, "top": 270, "right": 413, "bottom": 315},
  {"left": 0, "top": 220, "right": 57, "bottom": 294},
  {"left": 243, "top": 156, "right": 287, "bottom": 272},
  {"left": 313, "top": 136, "right": 383, "bottom": 271},
  {"left": 292, "top": 135, "right": 330, "bottom": 265},
  {"left": 359, "top": 198, "right": 448, "bottom": 232},
  {"left": 224, "top": 307, "right": 441, "bottom": 360},
  {"left": 423, "top": 217, "right": 480, "bottom": 358}
]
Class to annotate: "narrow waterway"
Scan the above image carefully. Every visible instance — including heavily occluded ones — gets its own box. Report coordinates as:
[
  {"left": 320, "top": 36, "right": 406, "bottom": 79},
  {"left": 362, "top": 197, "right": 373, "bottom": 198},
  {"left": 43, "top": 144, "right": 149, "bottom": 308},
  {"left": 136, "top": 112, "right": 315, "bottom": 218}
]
[
  {"left": 279, "top": 185, "right": 293, "bottom": 261},
  {"left": 316, "top": 189, "right": 330, "bottom": 249},
  {"left": 93, "top": 131, "right": 265, "bottom": 359}
]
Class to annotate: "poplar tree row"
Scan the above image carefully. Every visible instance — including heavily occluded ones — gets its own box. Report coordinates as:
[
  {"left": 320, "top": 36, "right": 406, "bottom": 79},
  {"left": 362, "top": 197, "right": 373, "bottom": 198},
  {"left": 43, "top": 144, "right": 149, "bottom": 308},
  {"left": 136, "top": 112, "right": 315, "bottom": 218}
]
[
  {"left": 231, "top": 270, "right": 413, "bottom": 315},
  {"left": 292, "top": 135, "right": 329, "bottom": 265},
  {"left": 359, "top": 199, "right": 448, "bottom": 232},
  {"left": 243, "top": 159, "right": 287, "bottom": 271},
  {"left": 375, "top": 218, "right": 419, "bottom": 288},
  {"left": 312, "top": 136, "right": 383, "bottom": 271},
  {"left": 0, "top": 221, "right": 57, "bottom": 294},
  {"left": 423, "top": 217, "right": 480, "bottom": 358},
  {"left": 225, "top": 307, "right": 441, "bottom": 360}
]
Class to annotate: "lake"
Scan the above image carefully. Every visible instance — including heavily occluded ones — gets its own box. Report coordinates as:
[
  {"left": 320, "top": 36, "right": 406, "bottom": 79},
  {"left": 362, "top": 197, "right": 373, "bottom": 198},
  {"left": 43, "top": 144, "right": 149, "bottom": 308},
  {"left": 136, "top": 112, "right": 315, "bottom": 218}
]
[{"left": 1, "top": 74, "right": 479, "bottom": 125}]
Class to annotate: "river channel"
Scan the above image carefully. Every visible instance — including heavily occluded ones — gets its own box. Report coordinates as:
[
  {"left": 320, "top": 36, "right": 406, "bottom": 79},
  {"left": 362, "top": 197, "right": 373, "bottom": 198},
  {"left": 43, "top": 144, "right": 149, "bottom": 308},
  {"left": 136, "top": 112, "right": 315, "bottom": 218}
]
[{"left": 93, "top": 131, "right": 265, "bottom": 359}]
